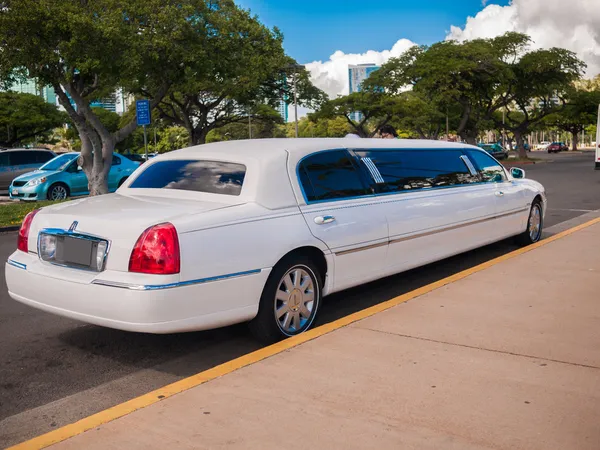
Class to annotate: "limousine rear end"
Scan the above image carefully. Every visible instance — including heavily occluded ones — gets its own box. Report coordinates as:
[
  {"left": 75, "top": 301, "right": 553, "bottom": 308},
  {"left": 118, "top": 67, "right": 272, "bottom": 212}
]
[{"left": 5, "top": 139, "right": 546, "bottom": 342}]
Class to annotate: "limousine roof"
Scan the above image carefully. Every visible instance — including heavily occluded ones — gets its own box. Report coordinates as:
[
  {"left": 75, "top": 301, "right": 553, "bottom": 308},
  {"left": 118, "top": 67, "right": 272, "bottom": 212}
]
[
  {"left": 171, "top": 137, "right": 474, "bottom": 161},
  {"left": 148, "top": 138, "right": 482, "bottom": 210}
]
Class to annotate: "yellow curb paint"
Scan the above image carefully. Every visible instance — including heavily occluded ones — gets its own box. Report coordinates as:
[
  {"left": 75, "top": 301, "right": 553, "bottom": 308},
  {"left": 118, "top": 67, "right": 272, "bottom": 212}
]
[{"left": 8, "top": 216, "right": 600, "bottom": 450}]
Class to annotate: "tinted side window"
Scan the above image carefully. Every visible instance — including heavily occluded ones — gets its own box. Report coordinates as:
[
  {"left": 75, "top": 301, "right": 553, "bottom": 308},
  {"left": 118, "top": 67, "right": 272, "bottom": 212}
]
[
  {"left": 355, "top": 149, "right": 477, "bottom": 193},
  {"left": 112, "top": 155, "right": 121, "bottom": 165},
  {"left": 34, "top": 151, "right": 54, "bottom": 163},
  {"left": 129, "top": 160, "right": 246, "bottom": 196},
  {"left": 466, "top": 150, "right": 506, "bottom": 183},
  {"left": 0, "top": 153, "right": 8, "bottom": 167},
  {"left": 10, "top": 151, "right": 36, "bottom": 166},
  {"left": 299, "top": 150, "right": 370, "bottom": 202}
]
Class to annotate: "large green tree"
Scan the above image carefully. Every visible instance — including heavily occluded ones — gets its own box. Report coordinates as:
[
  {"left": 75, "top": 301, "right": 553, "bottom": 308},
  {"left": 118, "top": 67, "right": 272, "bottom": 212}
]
[
  {"left": 205, "top": 104, "right": 285, "bottom": 142},
  {"left": 0, "top": 92, "right": 66, "bottom": 147},
  {"left": 155, "top": 4, "right": 326, "bottom": 145},
  {"left": 364, "top": 33, "right": 531, "bottom": 143},
  {"left": 0, "top": 0, "right": 229, "bottom": 194},
  {"left": 546, "top": 88, "right": 600, "bottom": 151},
  {"left": 493, "top": 48, "right": 585, "bottom": 157},
  {"left": 310, "top": 91, "right": 404, "bottom": 137}
]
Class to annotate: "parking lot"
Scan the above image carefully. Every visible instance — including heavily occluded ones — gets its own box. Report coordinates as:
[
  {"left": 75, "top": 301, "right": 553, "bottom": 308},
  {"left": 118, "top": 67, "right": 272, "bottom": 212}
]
[{"left": 1, "top": 151, "right": 599, "bottom": 447}]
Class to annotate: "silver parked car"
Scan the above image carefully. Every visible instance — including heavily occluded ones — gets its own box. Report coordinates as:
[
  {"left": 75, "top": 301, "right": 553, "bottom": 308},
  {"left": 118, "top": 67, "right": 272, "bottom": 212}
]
[{"left": 0, "top": 148, "right": 56, "bottom": 193}]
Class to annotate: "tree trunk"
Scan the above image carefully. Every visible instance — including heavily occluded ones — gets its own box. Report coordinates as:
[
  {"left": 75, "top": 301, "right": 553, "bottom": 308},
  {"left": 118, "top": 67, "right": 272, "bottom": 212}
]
[
  {"left": 191, "top": 128, "right": 209, "bottom": 145},
  {"left": 571, "top": 131, "right": 578, "bottom": 151},
  {"left": 514, "top": 130, "right": 527, "bottom": 159}
]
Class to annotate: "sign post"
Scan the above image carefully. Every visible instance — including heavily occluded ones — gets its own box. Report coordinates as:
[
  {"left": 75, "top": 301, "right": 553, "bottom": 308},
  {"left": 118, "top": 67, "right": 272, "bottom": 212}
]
[
  {"left": 595, "top": 104, "right": 600, "bottom": 170},
  {"left": 136, "top": 100, "right": 151, "bottom": 160}
]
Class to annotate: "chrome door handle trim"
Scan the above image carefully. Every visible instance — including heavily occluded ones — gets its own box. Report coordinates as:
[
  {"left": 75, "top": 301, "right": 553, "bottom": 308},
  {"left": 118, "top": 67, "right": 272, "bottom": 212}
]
[{"left": 314, "top": 215, "right": 335, "bottom": 225}]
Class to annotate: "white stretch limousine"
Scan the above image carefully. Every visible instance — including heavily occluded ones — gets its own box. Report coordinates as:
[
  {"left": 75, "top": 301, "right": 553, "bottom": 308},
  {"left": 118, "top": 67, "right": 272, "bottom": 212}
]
[{"left": 5, "top": 139, "right": 546, "bottom": 341}]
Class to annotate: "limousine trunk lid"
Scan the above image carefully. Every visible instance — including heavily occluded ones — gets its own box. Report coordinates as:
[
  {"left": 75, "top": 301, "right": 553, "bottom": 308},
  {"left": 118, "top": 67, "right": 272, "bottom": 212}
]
[{"left": 27, "top": 193, "right": 243, "bottom": 273}]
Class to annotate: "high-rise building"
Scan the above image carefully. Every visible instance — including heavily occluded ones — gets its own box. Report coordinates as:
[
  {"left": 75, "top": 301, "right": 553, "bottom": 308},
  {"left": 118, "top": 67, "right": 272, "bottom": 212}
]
[
  {"left": 6, "top": 78, "right": 57, "bottom": 105},
  {"left": 277, "top": 100, "right": 288, "bottom": 122},
  {"left": 348, "top": 64, "right": 380, "bottom": 122},
  {"left": 276, "top": 76, "right": 289, "bottom": 122}
]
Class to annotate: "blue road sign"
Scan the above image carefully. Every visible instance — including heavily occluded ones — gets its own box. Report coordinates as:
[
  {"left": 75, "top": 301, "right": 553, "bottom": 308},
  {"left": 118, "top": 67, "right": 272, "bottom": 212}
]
[{"left": 136, "top": 100, "right": 151, "bottom": 126}]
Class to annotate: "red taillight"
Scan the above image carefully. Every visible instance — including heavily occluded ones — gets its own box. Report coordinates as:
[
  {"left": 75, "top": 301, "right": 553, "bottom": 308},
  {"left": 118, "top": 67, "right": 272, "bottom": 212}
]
[
  {"left": 17, "top": 209, "right": 40, "bottom": 253},
  {"left": 129, "top": 223, "right": 180, "bottom": 275}
]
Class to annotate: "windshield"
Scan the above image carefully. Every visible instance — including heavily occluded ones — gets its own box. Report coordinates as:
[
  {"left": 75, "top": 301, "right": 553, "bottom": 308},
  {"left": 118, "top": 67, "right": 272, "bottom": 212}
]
[{"left": 40, "top": 153, "right": 79, "bottom": 171}]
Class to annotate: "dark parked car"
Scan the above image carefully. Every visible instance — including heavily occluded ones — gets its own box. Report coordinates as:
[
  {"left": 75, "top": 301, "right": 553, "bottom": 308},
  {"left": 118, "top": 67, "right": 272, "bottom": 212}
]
[
  {"left": 122, "top": 153, "right": 146, "bottom": 164},
  {"left": 477, "top": 143, "right": 508, "bottom": 160},
  {"left": 0, "top": 148, "right": 56, "bottom": 192},
  {"left": 547, "top": 142, "right": 568, "bottom": 153}
]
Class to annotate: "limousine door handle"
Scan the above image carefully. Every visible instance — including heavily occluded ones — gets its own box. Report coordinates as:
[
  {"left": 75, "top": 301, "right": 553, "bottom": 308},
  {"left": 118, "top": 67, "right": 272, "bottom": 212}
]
[
  {"left": 314, "top": 215, "right": 335, "bottom": 225},
  {"left": 495, "top": 191, "right": 504, "bottom": 197}
]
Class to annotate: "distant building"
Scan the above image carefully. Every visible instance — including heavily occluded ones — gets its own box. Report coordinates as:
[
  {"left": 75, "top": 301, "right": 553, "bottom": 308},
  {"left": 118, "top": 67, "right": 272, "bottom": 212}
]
[
  {"left": 6, "top": 78, "right": 57, "bottom": 105},
  {"left": 277, "top": 99, "right": 288, "bottom": 122},
  {"left": 62, "top": 89, "right": 131, "bottom": 115},
  {"left": 348, "top": 63, "right": 380, "bottom": 122},
  {"left": 276, "top": 76, "right": 289, "bottom": 122}
]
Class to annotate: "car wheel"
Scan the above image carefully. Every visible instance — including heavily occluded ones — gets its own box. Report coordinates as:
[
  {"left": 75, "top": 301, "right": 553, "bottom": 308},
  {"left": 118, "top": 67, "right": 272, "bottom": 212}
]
[
  {"left": 249, "top": 256, "right": 322, "bottom": 343},
  {"left": 47, "top": 183, "right": 69, "bottom": 201},
  {"left": 515, "top": 200, "right": 543, "bottom": 246}
]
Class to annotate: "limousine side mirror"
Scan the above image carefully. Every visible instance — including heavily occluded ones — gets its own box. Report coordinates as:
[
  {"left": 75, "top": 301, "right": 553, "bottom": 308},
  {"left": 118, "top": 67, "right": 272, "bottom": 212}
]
[{"left": 510, "top": 167, "right": 525, "bottom": 179}]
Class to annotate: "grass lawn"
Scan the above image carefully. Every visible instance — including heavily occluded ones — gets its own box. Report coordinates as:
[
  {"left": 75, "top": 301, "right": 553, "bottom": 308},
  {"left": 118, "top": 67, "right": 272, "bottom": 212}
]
[{"left": 0, "top": 200, "right": 64, "bottom": 228}]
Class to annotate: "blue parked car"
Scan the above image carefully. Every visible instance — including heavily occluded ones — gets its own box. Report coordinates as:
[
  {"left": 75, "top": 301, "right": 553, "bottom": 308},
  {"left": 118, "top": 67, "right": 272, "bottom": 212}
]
[{"left": 9, "top": 152, "right": 140, "bottom": 201}]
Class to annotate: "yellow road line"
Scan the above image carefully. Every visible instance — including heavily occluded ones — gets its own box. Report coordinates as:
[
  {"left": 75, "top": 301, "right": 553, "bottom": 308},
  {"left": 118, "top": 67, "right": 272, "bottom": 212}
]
[{"left": 9, "top": 216, "right": 600, "bottom": 450}]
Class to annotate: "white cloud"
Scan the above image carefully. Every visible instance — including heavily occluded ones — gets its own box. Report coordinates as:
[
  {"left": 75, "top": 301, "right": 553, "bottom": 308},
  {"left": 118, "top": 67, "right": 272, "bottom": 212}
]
[
  {"left": 303, "top": 39, "right": 417, "bottom": 100},
  {"left": 447, "top": 0, "right": 600, "bottom": 77},
  {"left": 289, "top": 39, "right": 416, "bottom": 120}
]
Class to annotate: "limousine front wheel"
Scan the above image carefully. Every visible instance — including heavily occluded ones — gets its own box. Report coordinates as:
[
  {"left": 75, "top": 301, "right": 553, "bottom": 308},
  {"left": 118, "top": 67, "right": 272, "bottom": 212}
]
[
  {"left": 516, "top": 200, "right": 543, "bottom": 246},
  {"left": 249, "top": 257, "right": 322, "bottom": 343}
]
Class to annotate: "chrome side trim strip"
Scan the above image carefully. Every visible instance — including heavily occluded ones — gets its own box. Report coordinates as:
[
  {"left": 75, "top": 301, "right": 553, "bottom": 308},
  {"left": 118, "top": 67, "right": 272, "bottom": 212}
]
[
  {"left": 91, "top": 269, "right": 263, "bottom": 291},
  {"left": 335, "top": 240, "right": 388, "bottom": 257},
  {"left": 335, "top": 208, "right": 529, "bottom": 256},
  {"left": 7, "top": 259, "right": 27, "bottom": 270}
]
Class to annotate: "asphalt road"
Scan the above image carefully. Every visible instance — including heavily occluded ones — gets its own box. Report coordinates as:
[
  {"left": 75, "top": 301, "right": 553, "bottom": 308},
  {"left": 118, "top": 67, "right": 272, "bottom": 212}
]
[{"left": 1, "top": 151, "right": 599, "bottom": 447}]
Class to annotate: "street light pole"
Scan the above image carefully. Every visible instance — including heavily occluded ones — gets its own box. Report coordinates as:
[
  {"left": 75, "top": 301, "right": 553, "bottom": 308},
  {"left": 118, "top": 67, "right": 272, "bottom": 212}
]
[
  {"left": 283, "top": 63, "right": 304, "bottom": 139},
  {"left": 502, "top": 108, "right": 505, "bottom": 149},
  {"left": 293, "top": 71, "right": 299, "bottom": 138}
]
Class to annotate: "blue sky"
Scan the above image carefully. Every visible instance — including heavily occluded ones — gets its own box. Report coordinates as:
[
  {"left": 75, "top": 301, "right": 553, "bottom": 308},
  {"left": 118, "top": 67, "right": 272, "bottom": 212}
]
[{"left": 235, "top": 0, "right": 510, "bottom": 63}]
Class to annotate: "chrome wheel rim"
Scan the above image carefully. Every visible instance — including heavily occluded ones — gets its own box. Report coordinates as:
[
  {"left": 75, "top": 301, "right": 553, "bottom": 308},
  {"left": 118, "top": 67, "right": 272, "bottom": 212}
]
[
  {"left": 50, "top": 186, "right": 67, "bottom": 200},
  {"left": 529, "top": 205, "right": 542, "bottom": 242},
  {"left": 274, "top": 266, "right": 316, "bottom": 335}
]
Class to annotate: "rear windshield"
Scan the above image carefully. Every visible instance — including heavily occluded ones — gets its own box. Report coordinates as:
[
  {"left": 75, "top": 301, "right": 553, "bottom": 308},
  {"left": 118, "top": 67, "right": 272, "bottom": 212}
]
[{"left": 128, "top": 159, "right": 246, "bottom": 196}]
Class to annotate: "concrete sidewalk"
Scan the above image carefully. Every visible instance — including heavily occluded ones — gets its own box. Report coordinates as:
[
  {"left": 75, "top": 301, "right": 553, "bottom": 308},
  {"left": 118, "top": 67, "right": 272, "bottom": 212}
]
[{"left": 48, "top": 222, "right": 600, "bottom": 450}]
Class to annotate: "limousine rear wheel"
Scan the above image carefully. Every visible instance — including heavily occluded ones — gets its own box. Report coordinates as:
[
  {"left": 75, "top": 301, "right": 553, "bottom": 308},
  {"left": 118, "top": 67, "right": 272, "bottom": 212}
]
[
  {"left": 516, "top": 200, "right": 543, "bottom": 246},
  {"left": 249, "top": 256, "right": 322, "bottom": 343}
]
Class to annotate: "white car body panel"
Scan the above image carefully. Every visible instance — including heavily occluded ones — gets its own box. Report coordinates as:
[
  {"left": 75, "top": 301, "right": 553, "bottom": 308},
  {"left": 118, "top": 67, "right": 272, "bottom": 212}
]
[{"left": 5, "top": 138, "right": 546, "bottom": 334}]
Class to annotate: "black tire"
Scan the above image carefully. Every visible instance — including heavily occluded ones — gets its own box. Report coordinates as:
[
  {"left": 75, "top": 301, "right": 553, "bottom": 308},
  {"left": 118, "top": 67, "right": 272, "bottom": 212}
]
[
  {"left": 248, "top": 255, "right": 322, "bottom": 343},
  {"left": 515, "top": 199, "right": 543, "bottom": 246},
  {"left": 47, "top": 183, "right": 69, "bottom": 201}
]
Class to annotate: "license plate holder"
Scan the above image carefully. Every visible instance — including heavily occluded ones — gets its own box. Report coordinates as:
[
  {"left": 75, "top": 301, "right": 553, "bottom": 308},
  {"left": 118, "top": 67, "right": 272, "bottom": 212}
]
[{"left": 39, "top": 230, "right": 109, "bottom": 272}]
